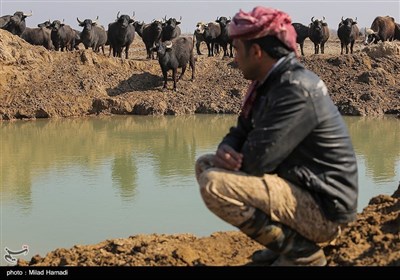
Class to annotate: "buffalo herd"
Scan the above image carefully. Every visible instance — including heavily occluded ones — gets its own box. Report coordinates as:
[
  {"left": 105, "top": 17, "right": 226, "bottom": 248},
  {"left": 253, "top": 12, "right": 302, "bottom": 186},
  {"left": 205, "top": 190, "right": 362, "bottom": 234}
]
[{"left": 1, "top": 11, "right": 400, "bottom": 90}]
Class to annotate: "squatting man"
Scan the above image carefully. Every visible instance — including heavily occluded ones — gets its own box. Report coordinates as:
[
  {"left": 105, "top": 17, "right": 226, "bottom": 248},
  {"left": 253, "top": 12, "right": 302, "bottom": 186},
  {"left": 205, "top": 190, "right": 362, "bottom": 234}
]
[{"left": 195, "top": 6, "right": 358, "bottom": 266}]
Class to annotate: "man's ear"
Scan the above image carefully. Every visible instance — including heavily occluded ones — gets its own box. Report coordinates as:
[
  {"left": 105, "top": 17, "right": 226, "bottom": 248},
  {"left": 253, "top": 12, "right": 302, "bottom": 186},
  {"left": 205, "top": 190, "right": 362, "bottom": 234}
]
[{"left": 252, "top": 43, "right": 263, "bottom": 59}]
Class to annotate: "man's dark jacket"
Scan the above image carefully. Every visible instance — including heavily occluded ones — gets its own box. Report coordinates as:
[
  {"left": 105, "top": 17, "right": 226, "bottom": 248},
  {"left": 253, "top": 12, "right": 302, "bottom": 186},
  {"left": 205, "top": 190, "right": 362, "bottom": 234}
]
[{"left": 220, "top": 52, "right": 358, "bottom": 223}]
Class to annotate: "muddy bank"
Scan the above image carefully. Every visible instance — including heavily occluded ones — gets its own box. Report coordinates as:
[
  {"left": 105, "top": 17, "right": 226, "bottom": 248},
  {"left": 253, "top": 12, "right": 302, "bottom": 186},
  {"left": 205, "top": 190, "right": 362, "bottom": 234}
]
[{"left": 17, "top": 183, "right": 400, "bottom": 266}]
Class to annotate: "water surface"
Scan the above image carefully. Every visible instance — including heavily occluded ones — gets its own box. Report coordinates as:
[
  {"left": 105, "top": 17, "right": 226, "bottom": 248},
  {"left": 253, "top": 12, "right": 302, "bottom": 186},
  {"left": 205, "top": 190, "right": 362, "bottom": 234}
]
[{"left": 1, "top": 115, "right": 399, "bottom": 265}]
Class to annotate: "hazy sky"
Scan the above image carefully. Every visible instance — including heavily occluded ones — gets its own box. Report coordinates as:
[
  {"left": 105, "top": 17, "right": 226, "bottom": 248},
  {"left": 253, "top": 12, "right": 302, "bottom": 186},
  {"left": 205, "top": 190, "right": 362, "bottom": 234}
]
[{"left": 0, "top": 0, "right": 399, "bottom": 33}]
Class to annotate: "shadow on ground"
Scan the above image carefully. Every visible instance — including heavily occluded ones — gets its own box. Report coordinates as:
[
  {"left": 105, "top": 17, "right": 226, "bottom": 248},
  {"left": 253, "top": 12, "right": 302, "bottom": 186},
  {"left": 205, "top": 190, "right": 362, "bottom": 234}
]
[{"left": 107, "top": 72, "right": 163, "bottom": 96}]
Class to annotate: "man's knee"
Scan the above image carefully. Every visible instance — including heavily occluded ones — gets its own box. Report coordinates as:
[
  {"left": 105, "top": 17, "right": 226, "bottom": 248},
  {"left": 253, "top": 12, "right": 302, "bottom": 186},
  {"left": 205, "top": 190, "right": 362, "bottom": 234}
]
[
  {"left": 198, "top": 169, "right": 222, "bottom": 193},
  {"left": 195, "top": 154, "right": 215, "bottom": 182}
]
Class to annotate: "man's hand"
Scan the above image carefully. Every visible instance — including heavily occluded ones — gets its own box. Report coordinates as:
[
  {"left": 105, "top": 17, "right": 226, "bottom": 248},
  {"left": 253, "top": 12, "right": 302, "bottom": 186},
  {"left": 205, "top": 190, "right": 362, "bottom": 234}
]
[{"left": 214, "top": 144, "right": 243, "bottom": 171}]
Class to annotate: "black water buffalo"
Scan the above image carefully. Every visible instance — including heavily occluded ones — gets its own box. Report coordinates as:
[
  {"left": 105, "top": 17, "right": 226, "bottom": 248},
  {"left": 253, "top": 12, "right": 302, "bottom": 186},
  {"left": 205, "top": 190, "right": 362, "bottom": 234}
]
[
  {"left": 77, "top": 17, "right": 107, "bottom": 54},
  {"left": 395, "top": 23, "right": 400, "bottom": 40},
  {"left": 292, "top": 23, "right": 309, "bottom": 56},
  {"left": 161, "top": 16, "right": 181, "bottom": 42},
  {"left": 133, "top": 21, "right": 145, "bottom": 38},
  {"left": 38, "top": 20, "right": 69, "bottom": 49},
  {"left": 73, "top": 29, "right": 82, "bottom": 50},
  {"left": 0, "top": 15, "right": 10, "bottom": 28},
  {"left": 309, "top": 16, "right": 330, "bottom": 54},
  {"left": 203, "top": 21, "right": 221, "bottom": 56},
  {"left": 215, "top": 16, "right": 232, "bottom": 57},
  {"left": 155, "top": 37, "right": 195, "bottom": 91},
  {"left": 107, "top": 12, "right": 135, "bottom": 58},
  {"left": 37, "top": 20, "right": 52, "bottom": 30},
  {"left": 337, "top": 17, "right": 359, "bottom": 54},
  {"left": 137, "top": 19, "right": 163, "bottom": 59},
  {"left": 0, "top": 11, "right": 32, "bottom": 36},
  {"left": 365, "top": 16, "right": 396, "bottom": 44},
  {"left": 21, "top": 26, "right": 54, "bottom": 50},
  {"left": 194, "top": 22, "right": 220, "bottom": 56},
  {"left": 50, "top": 20, "right": 76, "bottom": 51}
]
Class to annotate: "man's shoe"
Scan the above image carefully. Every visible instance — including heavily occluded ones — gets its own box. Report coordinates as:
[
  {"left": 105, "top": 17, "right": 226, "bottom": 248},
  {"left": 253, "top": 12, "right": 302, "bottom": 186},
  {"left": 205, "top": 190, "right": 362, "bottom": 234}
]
[
  {"left": 251, "top": 249, "right": 280, "bottom": 264},
  {"left": 271, "top": 248, "right": 327, "bottom": 266},
  {"left": 238, "top": 208, "right": 326, "bottom": 266}
]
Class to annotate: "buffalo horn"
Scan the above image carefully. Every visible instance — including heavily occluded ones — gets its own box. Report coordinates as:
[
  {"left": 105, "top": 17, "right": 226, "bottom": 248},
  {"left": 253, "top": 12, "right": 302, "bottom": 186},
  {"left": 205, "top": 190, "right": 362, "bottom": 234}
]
[{"left": 165, "top": 41, "right": 172, "bottom": 49}]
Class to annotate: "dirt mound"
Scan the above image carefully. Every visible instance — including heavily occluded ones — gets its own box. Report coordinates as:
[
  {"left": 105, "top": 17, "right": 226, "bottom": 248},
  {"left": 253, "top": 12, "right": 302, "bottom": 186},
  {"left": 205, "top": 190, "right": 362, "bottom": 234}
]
[
  {"left": 326, "top": 182, "right": 400, "bottom": 266},
  {"left": 17, "top": 183, "right": 400, "bottom": 266},
  {"left": 1, "top": 29, "right": 400, "bottom": 120},
  {"left": 300, "top": 42, "right": 400, "bottom": 116},
  {"left": 362, "top": 41, "right": 400, "bottom": 58},
  {"left": 17, "top": 232, "right": 262, "bottom": 266},
  {"left": 0, "top": 29, "right": 246, "bottom": 120}
]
